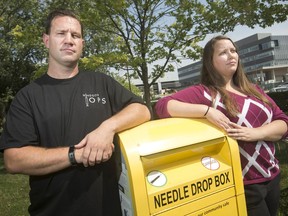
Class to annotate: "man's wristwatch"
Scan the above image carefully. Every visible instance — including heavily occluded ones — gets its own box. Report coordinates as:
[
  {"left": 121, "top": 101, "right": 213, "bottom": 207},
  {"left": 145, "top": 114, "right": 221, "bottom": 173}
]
[{"left": 68, "top": 146, "right": 78, "bottom": 166}]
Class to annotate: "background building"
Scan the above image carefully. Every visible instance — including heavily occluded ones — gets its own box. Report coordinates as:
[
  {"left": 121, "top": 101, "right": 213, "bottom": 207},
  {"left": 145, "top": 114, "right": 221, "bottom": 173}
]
[{"left": 178, "top": 33, "right": 288, "bottom": 91}]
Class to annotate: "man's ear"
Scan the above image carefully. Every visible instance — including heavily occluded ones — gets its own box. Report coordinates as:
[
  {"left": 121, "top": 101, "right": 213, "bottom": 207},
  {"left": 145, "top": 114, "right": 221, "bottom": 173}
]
[{"left": 43, "top": 33, "right": 49, "bottom": 48}]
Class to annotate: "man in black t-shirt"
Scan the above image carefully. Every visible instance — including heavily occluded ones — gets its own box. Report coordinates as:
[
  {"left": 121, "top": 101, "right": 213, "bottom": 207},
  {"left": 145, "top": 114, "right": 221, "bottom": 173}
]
[{"left": 0, "top": 9, "right": 150, "bottom": 216}]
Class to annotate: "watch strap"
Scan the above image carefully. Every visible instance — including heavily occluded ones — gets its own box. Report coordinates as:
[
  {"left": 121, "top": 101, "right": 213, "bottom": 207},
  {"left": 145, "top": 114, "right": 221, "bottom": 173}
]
[{"left": 68, "top": 146, "right": 78, "bottom": 166}]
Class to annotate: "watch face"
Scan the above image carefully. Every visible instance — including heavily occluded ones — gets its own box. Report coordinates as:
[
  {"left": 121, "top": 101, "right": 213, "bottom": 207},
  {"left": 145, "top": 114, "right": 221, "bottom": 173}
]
[{"left": 147, "top": 170, "right": 167, "bottom": 187}]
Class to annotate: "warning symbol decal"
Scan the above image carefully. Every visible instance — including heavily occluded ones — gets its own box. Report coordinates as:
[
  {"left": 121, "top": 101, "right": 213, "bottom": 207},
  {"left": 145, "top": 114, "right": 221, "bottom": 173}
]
[
  {"left": 201, "top": 157, "right": 220, "bottom": 170},
  {"left": 147, "top": 171, "right": 167, "bottom": 187}
]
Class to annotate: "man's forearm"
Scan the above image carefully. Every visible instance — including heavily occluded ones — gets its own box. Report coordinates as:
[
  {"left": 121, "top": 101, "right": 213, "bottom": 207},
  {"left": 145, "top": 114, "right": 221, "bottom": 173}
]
[
  {"left": 4, "top": 146, "right": 72, "bottom": 176},
  {"left": 103, "top": 103, "right": 151, "bottom": 133}
]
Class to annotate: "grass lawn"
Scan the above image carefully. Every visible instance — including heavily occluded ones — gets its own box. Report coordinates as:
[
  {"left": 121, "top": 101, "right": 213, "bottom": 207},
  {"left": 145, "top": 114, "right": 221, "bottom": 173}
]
[
  {"left": 275, "top": 140, "right": 288, "bottom": 216},
  {"left": 0, "top": 155, "right": 29, "bottom": 216},
  {"left": 0, "top": 140, "right": 287, "bottom": 216}
]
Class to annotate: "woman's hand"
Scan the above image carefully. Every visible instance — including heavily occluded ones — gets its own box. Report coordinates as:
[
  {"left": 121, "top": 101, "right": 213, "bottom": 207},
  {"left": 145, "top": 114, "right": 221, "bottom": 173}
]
[
  {"left": 205, "top": 107, "right": 231, "bottom": 130},
  {"left": 225, "top": 122, "right": 262, "bottom": 142}
]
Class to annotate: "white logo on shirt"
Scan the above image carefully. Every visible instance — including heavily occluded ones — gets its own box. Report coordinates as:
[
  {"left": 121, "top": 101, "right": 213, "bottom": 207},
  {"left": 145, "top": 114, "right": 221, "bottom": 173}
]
[{"left": 83, "top": 93, "right": 106, "bottom": 107}]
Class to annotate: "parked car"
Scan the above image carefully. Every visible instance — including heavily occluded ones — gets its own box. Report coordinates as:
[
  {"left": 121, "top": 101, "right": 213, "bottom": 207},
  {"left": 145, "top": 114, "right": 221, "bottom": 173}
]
[{"left": 269, "top": 85, "right": 288, "bottom": 93}]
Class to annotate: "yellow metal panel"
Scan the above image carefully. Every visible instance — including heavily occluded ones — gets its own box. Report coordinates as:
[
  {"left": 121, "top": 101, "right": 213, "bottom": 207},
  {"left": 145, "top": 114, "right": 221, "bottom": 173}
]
[{"left": 117, "top": 118, "right": 247, "bottom": 216}]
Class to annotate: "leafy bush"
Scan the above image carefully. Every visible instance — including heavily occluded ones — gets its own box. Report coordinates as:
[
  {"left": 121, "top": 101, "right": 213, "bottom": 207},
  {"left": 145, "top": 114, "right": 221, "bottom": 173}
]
[{"left": 268, "top": 92, "right": 288, "bottom": 112}]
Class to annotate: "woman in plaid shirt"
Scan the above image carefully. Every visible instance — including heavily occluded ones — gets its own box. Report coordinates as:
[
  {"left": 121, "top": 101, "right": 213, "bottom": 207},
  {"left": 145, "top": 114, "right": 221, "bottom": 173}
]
[{"left": 155, "top": 35, "right": 288, "bottom": 216}]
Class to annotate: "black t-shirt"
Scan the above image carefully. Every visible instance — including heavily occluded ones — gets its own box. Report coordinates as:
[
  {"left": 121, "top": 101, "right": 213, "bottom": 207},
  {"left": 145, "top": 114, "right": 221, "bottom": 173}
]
[{"left": 0, "top": 71, "right": 144, "bottom": 215}]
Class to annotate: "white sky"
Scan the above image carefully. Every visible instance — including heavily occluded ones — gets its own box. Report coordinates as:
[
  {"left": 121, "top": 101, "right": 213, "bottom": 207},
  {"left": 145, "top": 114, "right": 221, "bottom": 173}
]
[
  {"left": 221, "top": 21, "right": 288, "bottom": 42},
  {"left": 180, "top": 20, "right": 288, "bottom": 67}
]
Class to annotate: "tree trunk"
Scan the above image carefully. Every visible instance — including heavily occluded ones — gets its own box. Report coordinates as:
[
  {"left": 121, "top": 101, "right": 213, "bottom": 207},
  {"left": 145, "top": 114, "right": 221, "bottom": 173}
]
[{"left": 140, "top": 65, "right": 153, "bottom": 117}]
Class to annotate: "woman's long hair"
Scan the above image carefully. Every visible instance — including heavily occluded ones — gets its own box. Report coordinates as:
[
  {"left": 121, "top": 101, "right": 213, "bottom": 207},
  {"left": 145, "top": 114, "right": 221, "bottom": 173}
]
[{"left": 201, "top": 35, "right": 272, "bottom": 117}]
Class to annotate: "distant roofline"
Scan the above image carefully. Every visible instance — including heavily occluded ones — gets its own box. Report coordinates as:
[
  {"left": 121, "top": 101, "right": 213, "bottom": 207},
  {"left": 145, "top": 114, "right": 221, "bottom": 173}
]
[
  {"left": 261, "top": 64, "right": 288, "bottom": 70},
  {"left": 235, "top": 33, "right": 272, "bottom": 46}
]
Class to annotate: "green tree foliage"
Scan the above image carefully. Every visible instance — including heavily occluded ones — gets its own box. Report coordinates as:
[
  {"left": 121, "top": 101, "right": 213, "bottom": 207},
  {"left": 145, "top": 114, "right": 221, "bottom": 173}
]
[
  {"left": 0, "top": 0, "right": 287, "bottom": 110},
  {"left": 84, "top": 0, "right": 205, "bottom": 107},
  {"left": 79, "top": 0, "right": 288, "bottom": 107},
  {"left": 0, "top": 0, "right": 47, "bottom": 102}
]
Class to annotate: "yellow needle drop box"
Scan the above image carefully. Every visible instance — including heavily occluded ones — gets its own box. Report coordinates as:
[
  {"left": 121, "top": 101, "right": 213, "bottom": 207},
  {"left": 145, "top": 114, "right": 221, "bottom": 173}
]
[{"left": 117, "top": 118, "right": 247, "bottom": 216}]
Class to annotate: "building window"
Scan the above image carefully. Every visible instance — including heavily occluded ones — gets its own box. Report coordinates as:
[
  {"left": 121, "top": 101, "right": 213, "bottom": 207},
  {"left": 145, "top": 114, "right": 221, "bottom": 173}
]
[{"left": 260, "top": 40, "right": 279, "bottom": 50}]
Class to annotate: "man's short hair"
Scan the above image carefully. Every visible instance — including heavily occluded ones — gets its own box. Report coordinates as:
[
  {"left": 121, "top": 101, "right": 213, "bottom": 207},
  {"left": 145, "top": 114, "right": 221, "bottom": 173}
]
[{"left": 44, "top": 9, "right": 83, "bottom": 37}]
